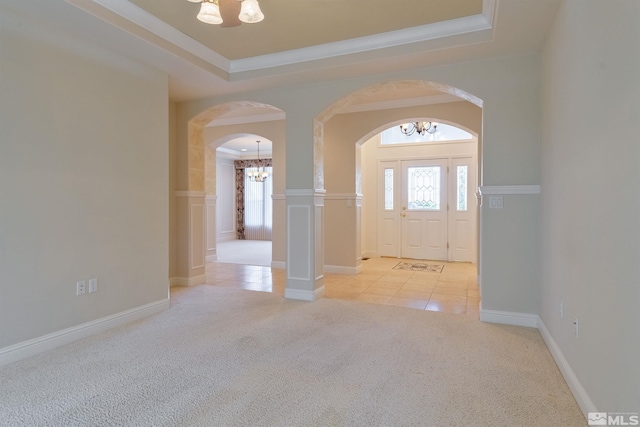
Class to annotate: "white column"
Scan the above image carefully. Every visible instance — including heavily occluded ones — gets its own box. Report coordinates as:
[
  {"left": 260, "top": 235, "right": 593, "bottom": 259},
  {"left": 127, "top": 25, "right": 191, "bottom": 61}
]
[
  {"left": 205, "top": 194, "right": 217, "bottom": 262},
  {"left": 171, "top": 191, "right": 206, "bottom": 287},
  {"left": 285, "top": 189, "right": 325, "bottom": 301}
]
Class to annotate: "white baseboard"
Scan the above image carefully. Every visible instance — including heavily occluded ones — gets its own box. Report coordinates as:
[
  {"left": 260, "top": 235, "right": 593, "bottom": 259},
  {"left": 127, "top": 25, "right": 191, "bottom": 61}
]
[
  {"left": 170, "top": 275, "right": 205, "bottom": 287},
  {"left": 362, "top": 251, "right": 378, "bottom": 259},
  {"left": 537, "top": 317, "right": 596, "bottom": 418},
  {"left": 217, "top": 233, "right": 236, "bottom": 243},
  {"left": 271, "top": 261, "right": 286, "bottom": 269},
  {"left": 480, "top": 306, "right": 595, "bottom": 420},
  {"left": 0, "top": 298, "right": 170, "bottom": 367},
  {"left": 324, "top": 265, "right": 361, "bottom": 274},
  {"left": 479, "top": 305, "right": 539, "bottom": 328},
  {"left": 284, "top": 285, "right": 325, "bottom": 301}
]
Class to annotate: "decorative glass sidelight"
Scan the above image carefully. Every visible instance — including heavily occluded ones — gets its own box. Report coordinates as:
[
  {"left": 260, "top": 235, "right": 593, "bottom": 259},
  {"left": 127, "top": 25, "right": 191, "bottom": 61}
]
[
  {"left": 457, "top": 165, "right": 468, "bottom": 211},
  {"left": 407, "top": 166, "right": 440, "bottom": 210},
  {"left": 384, "top": 168, "right": 394, "bottom": 210}
]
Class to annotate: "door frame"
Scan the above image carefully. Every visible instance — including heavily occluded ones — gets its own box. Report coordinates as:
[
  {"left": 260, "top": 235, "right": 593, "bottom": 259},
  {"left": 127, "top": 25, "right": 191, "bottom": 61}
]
[{"left": 377, "top": 155, "right": 477, "bottom": 263}]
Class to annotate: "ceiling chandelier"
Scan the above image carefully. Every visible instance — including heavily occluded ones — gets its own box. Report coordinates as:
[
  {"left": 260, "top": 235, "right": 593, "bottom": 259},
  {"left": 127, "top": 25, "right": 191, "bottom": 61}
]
[
  {"left": 399, "top": 121, "right": 438, "bottom": 137},
  {"left": 247, "top": 141, "right": 269, "bottom": 182},
  {"left": 187, "top": 0, "right": 264, "bottom": 26}
]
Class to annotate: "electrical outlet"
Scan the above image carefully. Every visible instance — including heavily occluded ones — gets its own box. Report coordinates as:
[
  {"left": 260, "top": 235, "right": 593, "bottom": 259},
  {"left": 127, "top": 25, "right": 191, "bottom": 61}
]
[
  {"left": 559, "top": 301, "right": 563, "bottom": 319},
  {"left": 76, "top": 280, "right": 86, "bottom": 296},
  {"left": 573, "top": 317, "right": 579, "bottom": 338},
  {"left": 88, "top": 278, "right": 98, "bottom": 293}
]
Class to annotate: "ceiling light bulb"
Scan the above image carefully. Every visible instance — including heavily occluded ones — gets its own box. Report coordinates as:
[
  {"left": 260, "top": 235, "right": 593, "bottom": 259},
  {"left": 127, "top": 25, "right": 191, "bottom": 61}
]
[
  {"left": 197, "top": 0, "right": 223, "bottom": 25},
  {"left": 239, "top": 0, "right": 264, "bottom": 23}
]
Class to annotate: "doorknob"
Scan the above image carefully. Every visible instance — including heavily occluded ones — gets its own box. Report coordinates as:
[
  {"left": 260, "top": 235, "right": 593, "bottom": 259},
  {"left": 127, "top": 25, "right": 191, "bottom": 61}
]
[
  {"left": 402, "top": 207, "right": 407, "bottom": 210},
  {"left": 401, "top": 213, "right": 407, "bottom": 217}
]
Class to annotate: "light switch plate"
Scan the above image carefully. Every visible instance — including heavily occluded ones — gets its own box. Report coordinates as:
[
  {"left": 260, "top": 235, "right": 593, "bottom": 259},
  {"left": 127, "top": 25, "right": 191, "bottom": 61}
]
[{"left": 489, "top": 196, "right": 503, "bottom": 209}]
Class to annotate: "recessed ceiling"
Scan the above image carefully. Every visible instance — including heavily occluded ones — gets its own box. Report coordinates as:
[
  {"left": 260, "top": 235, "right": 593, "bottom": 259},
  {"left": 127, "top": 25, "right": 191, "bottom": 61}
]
[
  {"left": 218, "top": 135, "right": 272, "bottom": 156},
  {"left": 129, "top": 0, "right": 483, "bottom": 60},
  {"left": 2, "top": 0, "right": 561, "bottom": 102}
]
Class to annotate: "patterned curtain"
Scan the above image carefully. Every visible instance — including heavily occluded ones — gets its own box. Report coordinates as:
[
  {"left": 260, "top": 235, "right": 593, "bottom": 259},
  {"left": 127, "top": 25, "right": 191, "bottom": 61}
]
[{"left": 234, "top": 159, "right": 272, "bottom": 240}]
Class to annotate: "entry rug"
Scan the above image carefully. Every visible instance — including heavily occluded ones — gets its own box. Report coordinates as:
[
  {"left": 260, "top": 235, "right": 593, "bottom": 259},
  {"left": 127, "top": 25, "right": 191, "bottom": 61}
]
[{"left": 393, "top": 262, "right": 444, "bottom": 273}]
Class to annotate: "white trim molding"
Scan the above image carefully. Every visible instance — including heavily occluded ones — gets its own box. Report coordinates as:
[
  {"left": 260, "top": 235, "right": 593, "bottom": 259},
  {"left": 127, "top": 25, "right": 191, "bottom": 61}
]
[
  {"left": 478, "top": 185, "right": 541, "bottom": 195},
  {"left": 324, "top": 193, "right": 362, "bottom": 200},
  {"left": 174, "top": 191, "right": 206, "bottom": 198},
  {"left": 362, "top": 250, "right": 378, "bottom": 260},
  {"left": 271, "top": 261, "right": 286, "bottom": 269},
  {"left": 230, "top": 11, "right": 494, "bottom": 73},
  {"left": 479, "top": 305, "right": 597, "bottom": 420},
  {"left": 0, "top": 298, "right": 170, "bottom": 367},
  {"left": 285, "top": 189, "right": 316, "bottom": 197},
  {"left": 69, "top": 0, "right": 495, "bottom": 76},
  {"left": 537, "top": 317, "right": 596, "bottom": 418},
  {"left": 479, "top": 304, "right": 539, "bottom": 328},
  {"left": 284, "top": 285, "right": 325, "bottom": 302},
  {"left": 287, "top": 204, "right": 312, "bottom": 281},
  {"left": 190, "top": 204, "right": 205, "bottom": 270},
  {"left": 170, "top": 275, "right": 206, "bottom": 287},
  {"left": 324, "top": 264, "right": 363, "bottom": 275}
]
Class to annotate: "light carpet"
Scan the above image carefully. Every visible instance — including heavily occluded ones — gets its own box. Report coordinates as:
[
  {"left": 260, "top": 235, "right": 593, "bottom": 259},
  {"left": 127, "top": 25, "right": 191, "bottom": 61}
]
[{"left": 0, "top": 286, "right": 586, "bottom": 426}]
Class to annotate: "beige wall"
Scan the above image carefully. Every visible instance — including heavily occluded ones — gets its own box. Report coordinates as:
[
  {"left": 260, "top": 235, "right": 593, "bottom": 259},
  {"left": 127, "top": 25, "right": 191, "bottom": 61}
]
[
  {"left": 0, "top": 24, "right": 169, "bottom": 348},
  {"left": 540, "top": 0, "right": 640, "bottom": 413}
]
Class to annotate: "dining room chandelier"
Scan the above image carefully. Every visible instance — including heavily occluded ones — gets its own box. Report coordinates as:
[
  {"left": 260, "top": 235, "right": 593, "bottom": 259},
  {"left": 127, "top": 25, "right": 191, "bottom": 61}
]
[
  {"left": 399, "top": 121, "right": 438, "bottom": 137},
  {"left": 247, "top": 141, "right": 269, "bottom": 182},
  {"left": 187, "top": 0, "right": 264, "bottom": 25}
]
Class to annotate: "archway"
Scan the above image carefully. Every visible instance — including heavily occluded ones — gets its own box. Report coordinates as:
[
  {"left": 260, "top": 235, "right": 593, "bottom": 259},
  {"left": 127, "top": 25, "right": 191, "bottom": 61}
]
[
  {"left": 175, "top": 101, "right": 285, "bottom": 286},
  {"left": 316, "top": 80, "right": 483, "bottom": 275},
  {"left": 214, "top": 133, "right": 275, "bottom": 267},
  {"left": 359, "top": 119, "right": 479, "bottom": 263}
]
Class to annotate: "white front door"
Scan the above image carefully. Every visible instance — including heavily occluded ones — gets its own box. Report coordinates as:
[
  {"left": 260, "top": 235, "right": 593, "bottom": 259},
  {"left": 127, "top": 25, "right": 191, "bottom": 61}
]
[
  {"left": 401, "top": 159, "right": 448, "bottom": 260},
  {"left": 377, "top": 157, "right": 476, "bottom": 263}
]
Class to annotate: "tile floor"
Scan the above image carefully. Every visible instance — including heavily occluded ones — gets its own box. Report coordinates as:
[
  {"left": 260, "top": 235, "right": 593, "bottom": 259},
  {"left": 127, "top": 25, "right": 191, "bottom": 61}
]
[{"left": 205, "top": 257, "right": 480, "bottom": 319}]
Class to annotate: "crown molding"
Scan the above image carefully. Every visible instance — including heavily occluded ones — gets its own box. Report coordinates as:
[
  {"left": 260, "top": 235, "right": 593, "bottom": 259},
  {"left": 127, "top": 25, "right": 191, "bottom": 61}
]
[
  {"left": 68, "top": 0, "right": 496, "bottom": 78},
  {"left": 68, "top": 0, "right": 230, "bottom": 71},
  {"left": 478, "top": 185, "right": 541, "bottom": 195},
  {"left": 230, "top": 11, "right": 494, "bottom": 73},
  {"left": 338, "top": 94, "right": 463, "bottom": 115}
]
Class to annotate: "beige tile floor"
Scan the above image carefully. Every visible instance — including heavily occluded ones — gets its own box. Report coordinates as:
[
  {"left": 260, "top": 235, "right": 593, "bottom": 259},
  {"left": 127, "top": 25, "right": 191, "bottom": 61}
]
[{"left": 205, "top": 257, "right": 480, "bottom": 319}]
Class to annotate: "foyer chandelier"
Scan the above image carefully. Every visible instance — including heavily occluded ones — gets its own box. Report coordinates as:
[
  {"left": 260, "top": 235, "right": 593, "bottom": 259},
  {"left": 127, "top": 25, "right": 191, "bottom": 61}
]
[
  {"left": 247, "top": 141, "right": 269, "bottom": 183},
  {"left": 399, "top": 121, "right": 438, "bottom": 137},
  {"left": 187, "top": 0, "right": 264, "bottom": 25}
]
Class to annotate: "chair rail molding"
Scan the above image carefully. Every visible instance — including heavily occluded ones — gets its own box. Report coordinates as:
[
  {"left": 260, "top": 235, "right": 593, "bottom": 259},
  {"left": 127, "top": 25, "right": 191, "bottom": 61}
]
[{"left": 478, "top": 185, "right": 541, "bottom": 195}]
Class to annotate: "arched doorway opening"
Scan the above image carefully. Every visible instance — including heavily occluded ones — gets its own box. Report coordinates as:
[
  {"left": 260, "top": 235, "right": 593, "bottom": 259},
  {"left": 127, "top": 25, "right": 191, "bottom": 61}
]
[
  {"left": 359, "top": 118, "right": 479, "bottom": 264},
  {"left": 214, "top": 133, "right": 274, "bottom": 267},
  {"left": 317, "top": 81, "right": 482, "bottom": 272},
  {"left": 313, "top": 80, "right": 483, "bottom": 315},
  {"left": 177, "top": 101, "right": 285, "bottom": 286}
]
